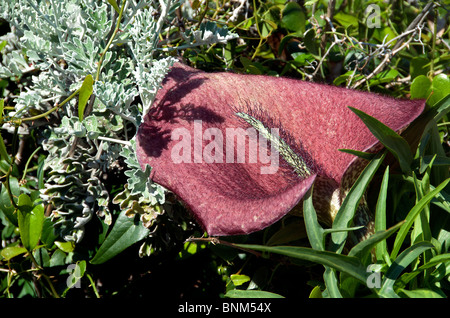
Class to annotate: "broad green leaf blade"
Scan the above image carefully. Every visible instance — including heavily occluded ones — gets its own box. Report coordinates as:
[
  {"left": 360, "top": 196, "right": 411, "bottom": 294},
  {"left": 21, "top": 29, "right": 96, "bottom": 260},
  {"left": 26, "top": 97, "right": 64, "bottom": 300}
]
[
  {"left": 379, "top": 241, "right": 434, "bottom": 298},
  {"left": 17, "top": 194, "right": 45, "bottom": 252},
  {"left": 397, "top": 253, "right": 450, "bottom": 288},
  {"left": 0, "top": 177, "right": 19, "bottom": 226},
  {"left": 349, "top": 107, "right": 413, "bottom": 175},
  {"left": 428, "top": 74, "right": 450, "bottom": 107},
  {"left": 330, "top": 152, "right": 386, "bottom": 253},
  {"left": 78, "top": 74, "right": 94, "bottom": 121},
  {"left": 348, "top": 221, "right": 403, "bottom": 259},
  {"left": 391, "top": 178, "right": 450, "bottom": 259},
  {"left": 235, "top": 244, "right": 367, "bottom": 283},
  {"left": 230, "top": 274, "right": 251, "bottom": 287},
  {"left": 90, "top": 210, "right": 149, "bottom": 264},
  {"left": 281, "top": 2, "right": 305, "bottom": 34},
  {"left": 224, "top": 289, "right": 285, "bottom": 298},
  {"left": 410, "top": 75, "right": 431, "bottom": 100},
  {"left": 107, "top": 0, "right": 120, "bottom": 13},
  {"left": 400, "top": 288, "right": 444, "bottom": 298},
  {"left": 323, "top": 267, "right": 342, "bottom": 298},
  {"left": 420, "top": 155, "right": 450, "bottom": 174},
  {"left": 55, "top": 241, "right": 75, "bottom": 253},
  {"left": 309, "top": 285, "right": 323, "bottom": 298},
  {"left": 1, "top": 246, "right": 28, "bottom": 260},
  {"left": 374, "top": 166, "right": 390, "bottom": 264},
  {"left": 334, "top": 12, "right": 359, "bottom": 29},
  {"left": 303, "top": 187, "right": 325, "bottom": 251},
  {"left": 40, "top": 217, "right": 58, "bottom": 248}
]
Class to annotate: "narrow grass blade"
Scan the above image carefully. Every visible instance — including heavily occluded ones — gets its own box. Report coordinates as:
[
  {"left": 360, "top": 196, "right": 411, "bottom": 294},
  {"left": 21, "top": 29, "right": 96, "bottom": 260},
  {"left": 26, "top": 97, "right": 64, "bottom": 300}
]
[
  {"left": 374, "top": 166, "right": 390, "bottom": 263},
  {"left": 399, "top": 288, "right": 445, "bottom": 298},
  {"left": 0, "top": 99, "right": 3, "bottom": 122},
  {"left": 379, "top": 241, "right": 434, "bottom": 298},
  {"left": 303, "top": 187, "right": 325, "bottom": 251},
  {"left": 391, "top": 178, "right": 450, "bottom": 259},
  {"left": 349, "top": 107, "right": 413, "bottom": 175},
  {"left": 338, "top": 148, "right": 376, "bottom": 161},
  {"left": 349, "top": 221, "right": 404, "bottom": 260},
  {"left": 397, "top": 253, "right": 450, "bottom": 287},
  {"left": 323, "top": 267, "right": 342, "bottom": 298},
  {"left": 234, "top": 244, "right": 367, "bottom": 283},
  {"left": 330, "top": 152, "right": 386, "bottom": 253},
  {"left": 224, "top": 289, "right": 285, "bottom": 298}
]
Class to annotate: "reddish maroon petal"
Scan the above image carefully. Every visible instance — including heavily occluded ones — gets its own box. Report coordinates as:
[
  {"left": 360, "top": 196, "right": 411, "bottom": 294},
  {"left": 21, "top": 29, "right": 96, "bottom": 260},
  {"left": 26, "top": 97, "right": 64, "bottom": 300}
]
[{"left": 136, "top": 63, "right": 425, "bottom": 236}]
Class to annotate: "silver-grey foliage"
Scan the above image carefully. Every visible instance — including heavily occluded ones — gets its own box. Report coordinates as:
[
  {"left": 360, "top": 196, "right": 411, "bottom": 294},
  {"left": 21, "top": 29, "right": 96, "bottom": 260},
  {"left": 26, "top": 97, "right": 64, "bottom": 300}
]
[{"left": 0, "top": 0, "right": 237, "bottom": 245}]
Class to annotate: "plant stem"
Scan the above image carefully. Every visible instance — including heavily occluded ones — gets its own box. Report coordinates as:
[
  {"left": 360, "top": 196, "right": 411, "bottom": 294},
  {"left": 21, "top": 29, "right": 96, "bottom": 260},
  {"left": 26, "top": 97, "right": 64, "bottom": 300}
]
[
  {"left": 29, "top": 252, "right": 60, "bottom": 298},
  {"left": 429, "top": 7, "right": 437, "bottom": 79},
  {"left": 86, "top": 273, "right": 101, "bottom": 298},
  {"left": 21, "top": 146, "right": 41, "bottom": 182},
  {"left": 95, "top": 0, "right": 127, "bottom": 81},
  {"left": 18, "top": 87, "right": 81, "bottom": 123}
]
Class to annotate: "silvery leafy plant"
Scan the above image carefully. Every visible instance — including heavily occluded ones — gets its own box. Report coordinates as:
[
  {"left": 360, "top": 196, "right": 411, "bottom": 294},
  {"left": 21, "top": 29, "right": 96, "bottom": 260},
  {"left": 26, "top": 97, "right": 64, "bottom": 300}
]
[{"left": 0, "top": 0, "right": 237, "bottom": 246}]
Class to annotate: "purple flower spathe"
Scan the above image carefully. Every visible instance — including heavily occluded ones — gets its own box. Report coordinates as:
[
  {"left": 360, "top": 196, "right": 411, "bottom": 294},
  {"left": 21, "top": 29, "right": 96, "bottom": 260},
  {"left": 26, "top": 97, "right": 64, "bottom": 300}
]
[{"left": 136, "top": 63, "right": 425, "bottom": 236}]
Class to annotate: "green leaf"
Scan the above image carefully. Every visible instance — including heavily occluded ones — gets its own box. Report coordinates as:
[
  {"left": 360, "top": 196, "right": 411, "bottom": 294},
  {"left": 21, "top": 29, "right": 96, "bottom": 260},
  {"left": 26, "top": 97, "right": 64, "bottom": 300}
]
[
  {"left": 230, "top": 274, "right": 251, "bottom": 287},
  {"left": 281, "top": 2, "right": 305, "bottom": 34},
  {"left": 235, "top": 244, "right": 367, "bottom": 283},
  {"left": 348, "top": 221, "right": 403, "bottom": 260},
  {"left": 304, "top": 0, "right": 319, "bottom": 6},
  {"left": 391, "top": 178, "right": 450, "bottom": 259},
  {"left": 17, "top": 194, "right": 45, "bottom": 252},
  {"left": 1, "top": 246, "right": 28, "bottom": 260},
  {"left": 410, "top": 75, "right": 432, "bottom": 99},
  {"left": 428, "top": 74, "right": 450, "bottom": 107},
  {"left": 0, "top": 131, "right": 11, "bottom": 165},
  {"left": 370, "top": 69, "right": 399, "bottom": 86},
  {"left": 379, "top": 242, "right": 434, "bottom": 298},
  {"left": 0, "top": 99, "right": 4, "bottom": 122},
  {"left": 55, "top": 241, "right": 75, "bottom": 253},
  {"left": 40, "top": 217, "right": 58, "bottom": 248},
  {"left": 309, "top": 285, "right": 323, "bottom": 298},
  {"left": 339, "top": 148, "right": 376, "bottom": 161},
  {"left": 334, "top": 12, "right": 359, "bottom": 29},
  {"left": 303, "top": 186, "right": 325, "bottom": 251},
  {"left": 330, "top": 152, "right": 386, "bottom": 253},
  {"left": 410, "top": 57, "right": 429, "bottom": 80},
  {"left": 0, "top": 40, "right": 7, "bottom": 52},
  {"left": 400, "top": 288, "right": 444, "bottom": 298},
  {"left": 0, "top": 177, "right": 20, "bottom": 226},
  {"left": 372, "top": 26, "right": 397, "bottom": 47},
  {"left": 434, "top": 94, "right": 450, "bottom": 120},
  {"left": 303, "top": 29, "right": 319, "bottom": 58},
  {"left": 374, "top": 166, "right": 390, "bottom": 264},
  {"left": 420, "top": 155, "right": 450, "bottom": 174},
  {"left": 224, "top": 289, "right": 284, "bottom": 298},
  {"left": 78, "top": 74, "right": 94, "bottom": 121},
  {"left": 323, "top": 267, "right": 342, "bottom": 298},
  {"left": 107, "top": 0, "right": 120, "bottom": 13},
  {"left": 349, "top": 107, "right": 413, "bottom": 175},
  {"left": 65, "top": 261, "right": 87, "bottom": 291},
  {"left": 90, "top": 210, "right": 149, "bottom": 264},
  {"left": 397, "top": 253, "right": 450, "bottom": 287}
]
